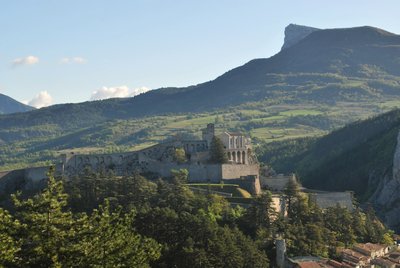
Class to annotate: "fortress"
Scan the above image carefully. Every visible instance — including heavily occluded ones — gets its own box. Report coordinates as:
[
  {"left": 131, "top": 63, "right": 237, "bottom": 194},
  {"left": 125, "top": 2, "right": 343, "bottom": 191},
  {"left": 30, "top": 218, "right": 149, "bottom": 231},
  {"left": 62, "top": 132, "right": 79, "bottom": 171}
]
[
  {"left": 0, "top": 123, "right": 353, "bottom": 210},
  {"left": 0, "top": 124, "right": 261, "bottom": 195}
]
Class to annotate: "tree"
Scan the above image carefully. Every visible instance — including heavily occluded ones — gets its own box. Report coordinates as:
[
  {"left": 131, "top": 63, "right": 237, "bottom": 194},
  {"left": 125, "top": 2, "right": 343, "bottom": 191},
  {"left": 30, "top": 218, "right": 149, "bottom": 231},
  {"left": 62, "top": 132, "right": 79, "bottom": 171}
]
[
  {"left": 209, "top": 136, "right": 228, "bottom": 164},
  {"left": 78, "top": 201, "right": 161, "bottom": 267},
  {"left": 241, "top": 191, "right": 276, "bottom": 236},
  {"left": 174, "top": 147, "right": 187, "bottom": 163},
  {"left": 284, "top": 176, "right": 300, "bottom": 216},
  {"left": 0, "top": 208, "right": 21, "bottom": 267},
  {"left": 12, "top": 166, "right": 78, "bottom": 267}
]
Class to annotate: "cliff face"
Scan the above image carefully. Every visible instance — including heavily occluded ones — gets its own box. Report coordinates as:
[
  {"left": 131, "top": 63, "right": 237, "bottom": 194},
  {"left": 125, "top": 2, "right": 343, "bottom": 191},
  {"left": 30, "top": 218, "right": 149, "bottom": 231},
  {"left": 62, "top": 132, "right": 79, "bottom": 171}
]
[
  {"left": 371, "top": 131, "right": 400, "bottom": 231},
  {"left": 281, "top": 23, "right": 320, "bottom": 50}
]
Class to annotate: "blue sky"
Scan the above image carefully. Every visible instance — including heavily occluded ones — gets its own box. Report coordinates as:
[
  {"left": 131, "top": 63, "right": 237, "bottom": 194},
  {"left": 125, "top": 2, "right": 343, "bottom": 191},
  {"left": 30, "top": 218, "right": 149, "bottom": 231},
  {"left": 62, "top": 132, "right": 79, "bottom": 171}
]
[{"left": 1, "top": 0, "right": 400, "bottom": 107}]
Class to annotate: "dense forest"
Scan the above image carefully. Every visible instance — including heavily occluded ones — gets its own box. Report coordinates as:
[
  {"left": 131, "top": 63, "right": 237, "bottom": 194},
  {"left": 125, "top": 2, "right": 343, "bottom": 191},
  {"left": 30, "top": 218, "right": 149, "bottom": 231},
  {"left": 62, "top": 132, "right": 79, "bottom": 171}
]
[{"left": 0, "top": 167, "right": 393, "bottom": 267}]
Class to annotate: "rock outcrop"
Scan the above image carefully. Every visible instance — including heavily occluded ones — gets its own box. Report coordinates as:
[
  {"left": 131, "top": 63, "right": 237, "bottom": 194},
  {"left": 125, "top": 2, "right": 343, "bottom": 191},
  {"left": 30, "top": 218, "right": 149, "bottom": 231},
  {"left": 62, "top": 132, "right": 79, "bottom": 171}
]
[
  {"left": 372, "top": 130, "right": 400, "bottom": 231},
  {"left": 281, "top": 23, "right": 320, "bottom": 50}
]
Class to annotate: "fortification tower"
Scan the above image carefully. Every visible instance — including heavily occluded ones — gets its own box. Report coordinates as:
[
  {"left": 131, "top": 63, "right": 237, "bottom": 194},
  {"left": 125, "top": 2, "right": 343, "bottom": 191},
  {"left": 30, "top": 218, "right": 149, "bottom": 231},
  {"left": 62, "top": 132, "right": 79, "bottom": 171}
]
[
  {"left": 202, "top": 123, "right": 215, "bottom": 147},
  {"left": 276, "top": 237, "right": 286, "bottom": 268}
]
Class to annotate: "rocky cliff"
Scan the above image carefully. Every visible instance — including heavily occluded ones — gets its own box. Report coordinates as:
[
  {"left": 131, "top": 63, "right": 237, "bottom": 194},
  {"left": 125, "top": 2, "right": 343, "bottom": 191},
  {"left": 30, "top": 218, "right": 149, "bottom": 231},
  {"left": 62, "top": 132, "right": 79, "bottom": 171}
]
[
  {"left": 281, "top": 23, "right": 320, "bottom": 50},
  {"left": 372, "top": 131, "right": 400, "bottom": 231}
]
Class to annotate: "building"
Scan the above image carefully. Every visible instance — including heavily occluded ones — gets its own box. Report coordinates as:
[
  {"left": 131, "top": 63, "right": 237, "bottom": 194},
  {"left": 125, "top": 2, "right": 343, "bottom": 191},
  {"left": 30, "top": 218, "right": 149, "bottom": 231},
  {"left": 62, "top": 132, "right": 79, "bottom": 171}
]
[
  {"left": 219, "top": 130, "right": 254, "bottom": 165},
  {"left": 0, "top": 124, "right": 262, "bottom": 196}
]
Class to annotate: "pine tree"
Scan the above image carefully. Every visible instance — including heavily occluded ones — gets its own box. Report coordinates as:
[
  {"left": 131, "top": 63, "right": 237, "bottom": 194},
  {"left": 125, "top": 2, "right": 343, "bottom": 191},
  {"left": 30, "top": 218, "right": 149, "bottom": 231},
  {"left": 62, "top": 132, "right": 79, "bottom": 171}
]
[
  {"left": 0, "top": 208, "right": 21, "bottom": 267},
  {"left": 284, "top": 176, "right": 300, "bottom": 217},
  {"left": 78, "top": 201, "right": 161, "bottom": 267},
  {"left": 12, "top": 166, "right": 78, "bottom": 267},
  {"left": 209, "top": 136, "right": 228, "bottom": 164}
]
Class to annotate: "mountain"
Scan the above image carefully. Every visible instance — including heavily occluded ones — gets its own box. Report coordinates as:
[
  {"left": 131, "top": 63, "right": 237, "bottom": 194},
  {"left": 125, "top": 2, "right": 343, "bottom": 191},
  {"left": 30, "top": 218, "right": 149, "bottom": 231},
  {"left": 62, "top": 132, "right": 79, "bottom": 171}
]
[
  {"left": 260, "top": 109, "right": 400, "bottom": 230},
  {"left": 1, "top": 26, "right": 400, "bottom": 129},
  {"left": 1, "top": 25, "right": 400, "bottom": 171},
  {"left": 281, "top": 23, "right": 320, "bottom": 50},
  {"left": 0, "top": 94, "right": 34, "bottom": 114}
]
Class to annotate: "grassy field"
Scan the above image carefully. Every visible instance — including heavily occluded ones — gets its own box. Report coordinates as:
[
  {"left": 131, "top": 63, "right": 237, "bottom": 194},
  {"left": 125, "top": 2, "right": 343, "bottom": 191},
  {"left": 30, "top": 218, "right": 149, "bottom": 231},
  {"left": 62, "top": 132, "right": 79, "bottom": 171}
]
[
  {"left": 187, "top": 183, "right": 252, "bottom": 198},
  {"left": 0, "top": 98, "right": 398, "bottom": 171}
]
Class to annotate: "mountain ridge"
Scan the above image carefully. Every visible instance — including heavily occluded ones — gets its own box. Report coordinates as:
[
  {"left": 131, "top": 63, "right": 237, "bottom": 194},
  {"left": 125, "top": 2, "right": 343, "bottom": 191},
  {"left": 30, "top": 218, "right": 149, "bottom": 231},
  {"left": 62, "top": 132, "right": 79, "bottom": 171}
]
[
  {"left": 1, "top": 24, "right": 400, "bottom": 172},
  {"left": 1, "top": 25, "right": 400, "bottom": 128},
  {"left": 0, "top": 93, "right": 34, "bottom": 114}
]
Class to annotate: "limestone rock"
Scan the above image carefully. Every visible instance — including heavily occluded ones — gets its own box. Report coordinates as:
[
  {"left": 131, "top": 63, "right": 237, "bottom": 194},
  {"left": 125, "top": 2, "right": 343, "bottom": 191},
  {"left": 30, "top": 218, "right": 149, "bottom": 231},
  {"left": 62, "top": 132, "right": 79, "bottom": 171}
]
[
  {"left": 281, "top": 24, "right": 320, "bottom": 50},
  {"left": 372, "top": 130, "right": 400, "bottom": 231},
  {"left": 392, "top": 130, "right": 400, "bottom": 181}
]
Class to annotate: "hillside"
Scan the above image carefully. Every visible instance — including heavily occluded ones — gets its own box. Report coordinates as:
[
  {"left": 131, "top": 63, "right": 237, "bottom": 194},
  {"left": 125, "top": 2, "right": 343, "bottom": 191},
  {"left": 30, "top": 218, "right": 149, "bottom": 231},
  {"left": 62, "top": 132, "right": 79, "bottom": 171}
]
[
  {"left": 259, "top": 109, "right": 400, "bottom": 230},
  {"left": 1, "top": 25, "right": 400, "bottom": 169},
  {"left": 0, "top": 94, "right": 34, "bottom": 114},
  {"left": 262, "top": 109, "right": 400, "bottom": 197}
]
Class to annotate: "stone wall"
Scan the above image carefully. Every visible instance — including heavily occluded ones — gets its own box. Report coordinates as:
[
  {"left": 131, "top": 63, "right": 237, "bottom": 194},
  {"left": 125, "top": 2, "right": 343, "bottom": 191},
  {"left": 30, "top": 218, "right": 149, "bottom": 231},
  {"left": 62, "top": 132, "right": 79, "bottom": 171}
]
[
  {"left": 0, "top": 165, "right": 59, "bottom": 195},
  {"left": 261, "top": 175, "right": 292, "bottom": 192},
  {"left": 309, "top": 191, "right": 354, "bottom": 211},
  {"left": 144, "top": 160, "right": 222, "bottom": 183},
  {"left": 221, "top": 164, "right": 259, "bottom": 180},
  {"left": 224, "top": 175, "right": 261, "bottom": 195}
]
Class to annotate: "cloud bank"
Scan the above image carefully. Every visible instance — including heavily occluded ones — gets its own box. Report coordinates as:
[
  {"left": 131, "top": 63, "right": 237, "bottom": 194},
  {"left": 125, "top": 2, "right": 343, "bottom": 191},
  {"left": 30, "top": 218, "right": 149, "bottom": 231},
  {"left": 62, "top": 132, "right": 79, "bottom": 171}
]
[
  {"left": 60, "top": 57, "right": 87, "bottom": 64},
  {"left": 90, "top": 86, "right": 150, "bottom": 100},
  {"left": 26, "top": 91, "right": 53, "bottom": 108},
  {"left": 12, "top": 56, "right": 39, "bottom": 66}
]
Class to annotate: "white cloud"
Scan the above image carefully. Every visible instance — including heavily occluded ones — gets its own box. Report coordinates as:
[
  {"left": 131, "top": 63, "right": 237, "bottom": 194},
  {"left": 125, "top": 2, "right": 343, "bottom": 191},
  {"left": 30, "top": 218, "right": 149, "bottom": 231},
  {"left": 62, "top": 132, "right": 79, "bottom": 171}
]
[
  {"left": 60, "top": 56, "right": 87, "bottom": 64},
  {"left": 27, "top": 91, "right": 53, "bottom": 108},
  {"left": 12, "top": 56, "right": 39, "bottom": 66},
  {"left": 90, "top": 86, "right": 150, "bottom": 101}
]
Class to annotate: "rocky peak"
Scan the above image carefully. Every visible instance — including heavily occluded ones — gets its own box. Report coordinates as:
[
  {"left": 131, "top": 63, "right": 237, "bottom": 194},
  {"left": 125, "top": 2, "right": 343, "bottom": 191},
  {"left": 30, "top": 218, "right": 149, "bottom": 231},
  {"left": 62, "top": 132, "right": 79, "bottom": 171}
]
[{"left": 281, "top": 23, "right": 320, "bottom": 50}]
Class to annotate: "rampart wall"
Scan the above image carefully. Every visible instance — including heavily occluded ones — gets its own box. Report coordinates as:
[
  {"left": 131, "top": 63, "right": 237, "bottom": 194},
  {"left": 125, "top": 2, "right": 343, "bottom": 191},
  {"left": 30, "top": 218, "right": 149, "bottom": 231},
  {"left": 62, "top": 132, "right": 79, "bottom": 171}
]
[
  {"left": 221, "top": 164, "right": 259, "bottom": 180},
  {"left": 0, "top": 165, "right": 61, "bottom": 195},
  {"left": 261, "top": 175, "right": 291, "bottom": 192},
  {"left": 309, "top": 191, "right": 354, "bottom": 211}
]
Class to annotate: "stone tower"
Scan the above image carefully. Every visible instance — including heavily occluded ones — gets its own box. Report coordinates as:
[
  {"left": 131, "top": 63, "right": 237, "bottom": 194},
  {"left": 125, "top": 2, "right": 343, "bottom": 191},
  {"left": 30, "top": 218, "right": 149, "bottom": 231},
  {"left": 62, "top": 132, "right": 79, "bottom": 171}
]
[
  {"left": 276, "top": 237, "right": 286, "bottom": 268},
  {"left": 202, "top": 123, "right": 215, "bottom": 147}
]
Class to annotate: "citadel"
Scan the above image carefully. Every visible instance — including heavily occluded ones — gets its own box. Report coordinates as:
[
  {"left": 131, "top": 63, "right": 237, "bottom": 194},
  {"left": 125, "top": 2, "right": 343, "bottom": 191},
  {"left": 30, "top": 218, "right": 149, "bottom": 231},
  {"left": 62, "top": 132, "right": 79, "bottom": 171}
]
[
  {"left": 61, "top": 123, "right": 261, "bottom": 195},
  {"left": 0, "top": 123, "right": 353, "bottom": 213},
  {"left": 0, "top": 124, "right": 261, "bottom": 195}
]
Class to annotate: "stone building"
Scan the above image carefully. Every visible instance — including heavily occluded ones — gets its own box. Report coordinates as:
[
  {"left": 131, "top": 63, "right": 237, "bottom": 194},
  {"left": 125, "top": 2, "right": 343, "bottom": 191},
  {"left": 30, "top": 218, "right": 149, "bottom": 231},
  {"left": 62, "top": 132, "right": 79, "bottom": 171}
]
[
  {"left": 0, "top": 124, "right": 262, "bottom": 195},
  {"left": 219, "top": 130, "right": 254, "bottom": 165},
  {"left": 59, "top": 123, "right": 261, "bottom": 195}
]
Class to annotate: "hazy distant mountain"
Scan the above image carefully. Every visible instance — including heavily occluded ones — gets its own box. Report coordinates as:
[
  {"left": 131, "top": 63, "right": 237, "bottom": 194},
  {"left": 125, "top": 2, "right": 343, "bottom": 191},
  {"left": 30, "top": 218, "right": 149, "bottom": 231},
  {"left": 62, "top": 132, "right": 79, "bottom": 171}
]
[{"left": 0, "top": 94, "right": 34, "bottom": 114}]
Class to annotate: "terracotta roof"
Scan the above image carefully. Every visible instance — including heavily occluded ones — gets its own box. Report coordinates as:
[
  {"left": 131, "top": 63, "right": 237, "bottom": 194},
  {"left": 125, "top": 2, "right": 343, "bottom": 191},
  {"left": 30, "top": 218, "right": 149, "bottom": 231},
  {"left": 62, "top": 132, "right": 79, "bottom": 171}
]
[
  {"left": 354, "top": 243, "right": 386, "bottom": 253},
  {"left": 342, "top": 249, "right": 368, "bottom": 259},
  {"left": 388, "top": 252, "right": 400, "bottom": 263},
  {"left": 371, "top": 257, "right": 397, "bottom": 267}
]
